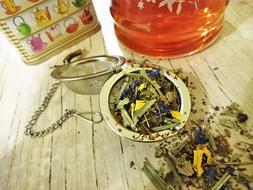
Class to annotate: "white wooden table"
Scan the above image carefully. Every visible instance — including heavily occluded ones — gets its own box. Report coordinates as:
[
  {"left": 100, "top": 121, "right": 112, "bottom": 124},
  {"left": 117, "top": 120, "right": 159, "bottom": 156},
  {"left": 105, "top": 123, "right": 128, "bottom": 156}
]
[{"left": 0, "top": 0, "right": 253, "bottom": 190}]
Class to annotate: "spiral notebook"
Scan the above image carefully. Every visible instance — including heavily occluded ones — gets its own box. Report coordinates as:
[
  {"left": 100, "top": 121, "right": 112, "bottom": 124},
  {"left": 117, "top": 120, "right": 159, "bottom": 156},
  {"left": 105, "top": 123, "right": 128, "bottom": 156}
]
[{"left": 0, "top": 0, "right": 100, "bottom": 64}]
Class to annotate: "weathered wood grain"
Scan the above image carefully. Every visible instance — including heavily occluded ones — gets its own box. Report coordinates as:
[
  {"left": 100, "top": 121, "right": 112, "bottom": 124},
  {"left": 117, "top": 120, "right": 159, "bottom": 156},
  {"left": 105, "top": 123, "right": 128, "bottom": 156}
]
[{"left": 1, "top": 0, "right": 253, "bottom": 190}]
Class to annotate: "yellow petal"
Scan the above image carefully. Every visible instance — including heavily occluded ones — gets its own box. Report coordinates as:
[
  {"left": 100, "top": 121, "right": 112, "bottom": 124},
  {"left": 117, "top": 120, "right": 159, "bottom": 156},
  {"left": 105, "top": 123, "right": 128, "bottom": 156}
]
[
  {"left": 170, "top": 111, "right": 181, "bottom": 120},
  {"left": 131, "top": 103, "right": 135, "bottom": 117},
  {"left": 203, "top": 146, "right": 212, "bottom": 164},
  {"left": 137, "top": 83, "right": 147, "bottom": 91},
  {"left": 135, "top": 100, "right": 146, "bottom": 111},
  {"left": 193, "top": 144, "right": 212, "bottom": 177},
  {"left": 193, "top": 148, "right": 204, "bottom": 177}
]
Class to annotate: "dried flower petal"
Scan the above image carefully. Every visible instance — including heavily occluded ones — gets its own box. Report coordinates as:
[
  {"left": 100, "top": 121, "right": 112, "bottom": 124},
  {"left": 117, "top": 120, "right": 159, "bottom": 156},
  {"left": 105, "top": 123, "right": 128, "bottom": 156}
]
[
  {"left": 131, "top": 103, "right": 135, "bottom": 117},
  {"left": 195, "top": 128, "right": 208, "bottom": 144},
  {"left": 135, "top": 100, "right": 146, "bottom": 111},
  {"left": 193, "top": 144, "right": 212, "bottom": 177},
  {"left": 205, "top": 165, "right": 216, "bottom": 183},
  {"left": 137, "top": 83, "right": 147, "bottom": 91},
  {"left": 149, "top": 68, "right": 160, "bottom": 78},
  {"left": 121, "top": 87, "right": 130, "bottom": 98},
  {"left": 170, "top": 111, "right": 181, "bottom": 120},
  {"left": 158, "top": 102, "right": 170, "bottom": 114},
  {"left": 130, "top": 80, "right": 141, "bottom": 90}
]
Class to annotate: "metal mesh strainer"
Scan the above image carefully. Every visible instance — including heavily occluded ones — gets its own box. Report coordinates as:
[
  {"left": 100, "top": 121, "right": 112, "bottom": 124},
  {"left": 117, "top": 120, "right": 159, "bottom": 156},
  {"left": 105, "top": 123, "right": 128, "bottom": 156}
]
[{"left": 51, "top": 54, "right": 125, "bottom": 95}]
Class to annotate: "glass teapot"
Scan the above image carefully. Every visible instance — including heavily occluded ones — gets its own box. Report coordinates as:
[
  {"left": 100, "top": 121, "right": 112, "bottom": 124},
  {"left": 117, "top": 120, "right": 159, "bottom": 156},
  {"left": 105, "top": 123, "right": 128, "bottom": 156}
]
[{"left": 110, "top": 0, "right": 229, "bottom": 58}]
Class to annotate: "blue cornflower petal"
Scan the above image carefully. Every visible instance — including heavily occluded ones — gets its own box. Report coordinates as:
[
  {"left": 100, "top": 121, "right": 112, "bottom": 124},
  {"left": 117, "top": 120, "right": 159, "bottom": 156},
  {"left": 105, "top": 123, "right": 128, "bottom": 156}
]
[
  {"left": 205, "top": 165, "right": 216, "bottom": 182},
  {"left": 195, "top": 128, "right": 208, "bottom": 144},
  {"left": 149, "top": 68, "right": 160, "bottom": 78},
  {"left": 158, "top": 102, "right": 170, "bottom": 113},
  {"left": 130, "top": 80, "right": 141, "bottom": 90},
  {"left": 121, "top": 88, "right": 129, "bottom": 97}
]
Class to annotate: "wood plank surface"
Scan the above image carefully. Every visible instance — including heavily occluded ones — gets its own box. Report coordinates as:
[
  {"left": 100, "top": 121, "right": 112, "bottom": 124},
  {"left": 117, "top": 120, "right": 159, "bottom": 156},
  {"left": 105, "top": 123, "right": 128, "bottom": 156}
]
[{"left": 1, "top": 0, "right": 253, "bottom": 190}]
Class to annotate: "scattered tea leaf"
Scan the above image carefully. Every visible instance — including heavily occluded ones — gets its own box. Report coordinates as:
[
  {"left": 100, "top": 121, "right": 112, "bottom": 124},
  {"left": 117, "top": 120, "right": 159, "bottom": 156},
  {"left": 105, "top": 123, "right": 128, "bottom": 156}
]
[
  {"left": 116, "top": 98, "right": 130, "bottom": 109},
  {"left": 142, "top": 158, "right": 172, "bottom": 190},
  {"left": 120, "top": 108, "right": 138, "bottom": 131},
  {"left": 152, "top": 123, "right": 179, "bottom": 132}
]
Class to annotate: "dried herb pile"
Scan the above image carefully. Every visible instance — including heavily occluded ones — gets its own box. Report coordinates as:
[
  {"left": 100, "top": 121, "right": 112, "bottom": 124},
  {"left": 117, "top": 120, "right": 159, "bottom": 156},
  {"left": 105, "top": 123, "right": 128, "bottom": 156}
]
[
  {"left": 142, "top": 104, "right": 253, "bottom": 190},
  {"left": 110, "top": 68, "right": 181, "bottom": 135},
  {"left": 139, "top": 69, "right": 253, "bottom": 190}
]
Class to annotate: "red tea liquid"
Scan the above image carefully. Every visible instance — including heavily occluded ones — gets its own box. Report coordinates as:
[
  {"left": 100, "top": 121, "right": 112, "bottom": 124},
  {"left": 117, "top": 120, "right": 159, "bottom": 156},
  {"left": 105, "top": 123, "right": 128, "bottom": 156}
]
[{"left": 110, "top": 0, "right": 228, "bottom": 58}]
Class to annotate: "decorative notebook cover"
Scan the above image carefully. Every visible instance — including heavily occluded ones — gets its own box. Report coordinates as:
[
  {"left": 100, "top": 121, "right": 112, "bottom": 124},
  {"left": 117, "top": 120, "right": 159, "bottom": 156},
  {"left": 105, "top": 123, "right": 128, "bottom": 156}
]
[{"left": 0, "top": 0, "right": 100, "bottom": 64}]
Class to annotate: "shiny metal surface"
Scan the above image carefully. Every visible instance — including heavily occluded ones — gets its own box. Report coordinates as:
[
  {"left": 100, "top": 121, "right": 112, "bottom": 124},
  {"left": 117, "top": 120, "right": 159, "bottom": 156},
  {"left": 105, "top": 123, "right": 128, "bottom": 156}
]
[
  {"left": 99, "top": 66, "right": 191, "bottom": 142},
  {"left": 51, "top": 55, "right": 125, "bottom": 94}
]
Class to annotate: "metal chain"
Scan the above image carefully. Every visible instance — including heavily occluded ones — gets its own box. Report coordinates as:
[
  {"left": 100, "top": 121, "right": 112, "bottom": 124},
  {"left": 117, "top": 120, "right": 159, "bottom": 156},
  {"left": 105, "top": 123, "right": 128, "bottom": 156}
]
[{"left": 24, "top": 81, "right": 76, "bottom": 138}]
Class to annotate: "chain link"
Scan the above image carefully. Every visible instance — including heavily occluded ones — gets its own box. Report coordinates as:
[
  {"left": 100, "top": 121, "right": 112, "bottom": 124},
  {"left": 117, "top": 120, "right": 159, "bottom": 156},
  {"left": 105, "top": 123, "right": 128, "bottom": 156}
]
[{"left": 24, "top": 81, "right": 76, "bottom": 138}]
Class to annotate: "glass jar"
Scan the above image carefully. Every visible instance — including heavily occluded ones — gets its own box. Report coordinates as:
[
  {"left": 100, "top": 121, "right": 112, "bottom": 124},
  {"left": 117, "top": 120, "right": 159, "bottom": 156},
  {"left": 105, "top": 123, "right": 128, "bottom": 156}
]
[{"left": 110, "top": 0, "right": 229, "bottom": 58}]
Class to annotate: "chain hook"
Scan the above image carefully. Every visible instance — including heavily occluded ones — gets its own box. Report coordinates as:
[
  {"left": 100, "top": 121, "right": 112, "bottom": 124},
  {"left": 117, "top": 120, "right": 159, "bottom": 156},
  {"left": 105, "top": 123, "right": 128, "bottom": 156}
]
[{"left": 73, "top": 111, "right": 103, "bottom": 124}]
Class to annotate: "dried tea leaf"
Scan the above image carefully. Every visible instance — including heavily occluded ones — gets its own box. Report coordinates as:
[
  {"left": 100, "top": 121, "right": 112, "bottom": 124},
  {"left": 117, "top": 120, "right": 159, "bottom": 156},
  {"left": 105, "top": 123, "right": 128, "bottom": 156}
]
[
  {"left": 117, "top": 81, "right": 129, "bottom": 101},
  {"left": 139, "top": 69, "right": 164, "bottom": 96},
  {"left": 221, "top": 103, "right": 240, "bottom": 116},
  {"left": 166, "top": 91, "right": 175, "bottom": 102},
  {"left": 120, "top": 108, "right": 138, "bottom": 131},
  {"left": 152, "top": 123, "right": 179, "bottom": 132},
  {"left": 170, "top": 136, "right": 189, "bottom": 156},
  {"left": 116, "top": 98, "right": 130, "bottom": 109},
  {"left": 239, "top": 173, "right": 253, "bottom": 183},
  {"left": 142, "top": 158, "right": 172, "bottom": 190},
  {"left": 164, "top": 118, "right": 180, "bottom": 124},
  {"left": 176, "top": 160, "right": 194, "bottom": 177},
  {"left": 219, "top": 118, "right": 235, "bottom": 129},
  {"left": 211, "top": 173, "right": 231, "bottom": 190},
  {"left": 206, "top": 131, "right": 217, "bottom": 152},
  {"left": 147, "top": 84, "right": 158, "bottom": 97},
  {"left": 164, "top": 155, "right": 183, "bottom": 186}
]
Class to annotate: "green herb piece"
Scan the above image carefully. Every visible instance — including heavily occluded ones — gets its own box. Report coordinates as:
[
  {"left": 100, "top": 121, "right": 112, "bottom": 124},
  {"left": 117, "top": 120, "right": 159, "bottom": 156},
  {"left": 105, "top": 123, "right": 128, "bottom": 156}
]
[
  {"left": 116, "top": 98, "right": 130, "bottom": 110},
  {"left": 142, "top": 158, "right": 172, "bottom": 190},
  {"left": 124, "top": 73, "right": 142, "bottom": 77},
  {"left": 176, "top": 158, "right": 194, "bottom": 177},
  {"left": 170, "top": 136, "right": 189, "bottom": 156},
  {"left": 144, "top": 114, "right": 151, "bottom": 128},
  {"left": 164, "top": 155, "right": 183, "bottom": 186},
  {"left": 211, "top": 173, "right": 231, "bottom": 190},
  {"left": 117, "top": 81, "right": 129, "bottom": 101},
  {"left": 139, "top": 90, "right": 152, "bottom": 99},
  {"left": 139, "top": 69, "right": 163, "bottom": 96},
  {"left": 151, "top": 123, "right": 179, "bottom": 132},
  {"left": 164, "top": 118, "right": 180, "bottom": 124},
  {"left": 219, "top": 118, "right": 235, "bottom": 129},
  {"left": 206, "top": 131, "right": 217, "bottom": 152},
  {"left": 120, "top": 108, "right": 138, "bottom": 131},
  {"left": 133, "top": 114, "right": 139, "bottom": 126},
  {"left": 147, "top": 84, "right": 158, "bottom": 98},
  {"left": 166, "top": 91, "right": 175, "bottom": 102},
  {"left": 223, "top": 161, "right": 253, "bottom": 166},
  {"left": 238, "top": 173, "right": 253, "bottom": 183}
]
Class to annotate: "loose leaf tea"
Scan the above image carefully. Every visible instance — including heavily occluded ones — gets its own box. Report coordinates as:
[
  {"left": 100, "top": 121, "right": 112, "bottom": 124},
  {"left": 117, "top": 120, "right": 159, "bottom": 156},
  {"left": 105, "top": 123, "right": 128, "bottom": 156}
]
[
  {"left": 110, "top": 68, "right": 181, "bottom": 135},
  {"left": 143, "top": 101, "right": 253, "bottom": 189}
]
